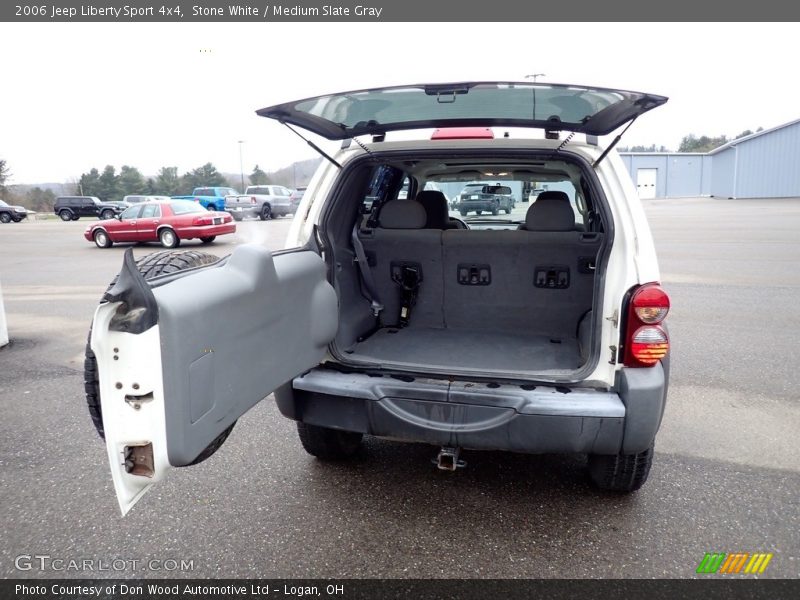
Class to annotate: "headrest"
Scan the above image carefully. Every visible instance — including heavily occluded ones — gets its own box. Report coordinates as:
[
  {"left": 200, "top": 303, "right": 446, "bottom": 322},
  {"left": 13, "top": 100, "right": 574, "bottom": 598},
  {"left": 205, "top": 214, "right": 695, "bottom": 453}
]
[
  {"left": 379, "top": 200, "right": 427, "bottom": 229},
  {"left": 524, "top": 191, "right": 575, "bottom": 231},
  {"left": 416, "top": 190, "right": 449, "bottom": 229}
]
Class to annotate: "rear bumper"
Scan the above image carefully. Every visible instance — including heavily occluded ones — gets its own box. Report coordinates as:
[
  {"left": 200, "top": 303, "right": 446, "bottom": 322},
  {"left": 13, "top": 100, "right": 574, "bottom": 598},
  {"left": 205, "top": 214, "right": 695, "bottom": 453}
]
[
  {"left": 225, "top": 206, "right": 260, "bottom": 218},
  {"left": 178, "top": 223, "right": 235, "bottom": 238},
  {"left": 276, "top": 365, "right": 667, "bottom": 455},
  {"left": 458, "top": 200, "right": 495, "bottom": 212}
]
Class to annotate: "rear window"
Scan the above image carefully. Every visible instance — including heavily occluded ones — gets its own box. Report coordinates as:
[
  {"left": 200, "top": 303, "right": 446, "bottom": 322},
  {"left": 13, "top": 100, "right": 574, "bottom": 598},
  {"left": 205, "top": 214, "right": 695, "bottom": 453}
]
[{"left": 170, "top": 200, "right": 206, "bottom": 215}]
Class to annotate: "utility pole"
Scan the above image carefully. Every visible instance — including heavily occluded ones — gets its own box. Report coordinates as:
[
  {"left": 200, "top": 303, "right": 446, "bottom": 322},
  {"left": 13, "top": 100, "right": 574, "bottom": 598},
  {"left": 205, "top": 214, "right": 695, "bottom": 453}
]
[
  {"left": 238, "top": 140, "right": 245, "bottom": 192},
  {"left": 525, "top": 73, "right": 546, "bottom": 82}
]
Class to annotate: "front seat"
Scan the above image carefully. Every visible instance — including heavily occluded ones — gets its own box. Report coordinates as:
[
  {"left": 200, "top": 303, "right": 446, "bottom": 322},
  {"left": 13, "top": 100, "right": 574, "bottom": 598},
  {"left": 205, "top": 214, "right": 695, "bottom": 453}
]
[
  {"left": 416, "top": 190, "right": 467, "bottom": 229},
  {"left": 519, "top": 191, "right": 575, "bottom": 231}
]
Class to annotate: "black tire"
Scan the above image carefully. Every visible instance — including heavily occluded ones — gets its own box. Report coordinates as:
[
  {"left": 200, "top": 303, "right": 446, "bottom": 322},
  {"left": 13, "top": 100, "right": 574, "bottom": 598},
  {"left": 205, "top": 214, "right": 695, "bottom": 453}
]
[
  {"left": 588, "top": 446, "right": 654, "bottom": 492},
  {"left": 159, "top": 228, "right": 180, "bottom": 248},
  {"left": 93, "top": 229, "right": 113, "bottom": 248},
  {"left": 476, "top": 210, "right": 482, "bottom": 216},
  {"left": 84, "top": 250, "right": 230, "bottom": 466},
  {"left": 59, "top": 210, "right": 73, "bottom": 221},
  {"left": 71, "top": 214, "right": 80, "bottom": 221},
  {"left": 0, "top": 213, "right": 11, "bottom": 223},
  {"left": 491, "top": 203, "right": 499, "bottom": 216},
  {"left": 200, "top": 236, "right": 216, "bottom": 244},
  {"left": 100, "top": 209, "right": 115, "bottom": 220},
  {"left": 297, "top": 422, "right": 363, "bottom": 460},
  {"left": 207, "top": 205, "right": 216, "bottom": 211},
  {"left": 12, "top": 217, "right": 22, "bottom": 222},
  {"left": 260, "top": 204, "right": 272, "bottom": 221},
  {"left": 459, "top": 209, "right": 467, "bottom": 217},
  {"left": 504, "top": 207, "right": 511, "bottom": 215}
]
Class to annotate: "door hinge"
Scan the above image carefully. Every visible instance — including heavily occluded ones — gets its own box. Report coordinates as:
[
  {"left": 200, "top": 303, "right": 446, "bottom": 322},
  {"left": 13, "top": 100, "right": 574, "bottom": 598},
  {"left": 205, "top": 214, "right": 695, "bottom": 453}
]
[{"left": 606, "top": 310, "right": 619, "bottom": 327}]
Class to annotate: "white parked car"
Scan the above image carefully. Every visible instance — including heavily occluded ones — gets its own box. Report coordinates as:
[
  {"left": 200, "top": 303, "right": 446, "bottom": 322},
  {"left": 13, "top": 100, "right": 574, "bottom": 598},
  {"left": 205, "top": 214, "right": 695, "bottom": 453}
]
[{"left": 86, "top": 82, "right": 671, "bottom": 513}]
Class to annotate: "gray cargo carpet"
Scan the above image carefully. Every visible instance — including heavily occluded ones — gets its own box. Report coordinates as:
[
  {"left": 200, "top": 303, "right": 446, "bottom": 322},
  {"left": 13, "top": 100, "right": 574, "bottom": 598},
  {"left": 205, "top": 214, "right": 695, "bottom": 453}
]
[{"left": 348, "top": 327, "right": 581, "bottom": 373}]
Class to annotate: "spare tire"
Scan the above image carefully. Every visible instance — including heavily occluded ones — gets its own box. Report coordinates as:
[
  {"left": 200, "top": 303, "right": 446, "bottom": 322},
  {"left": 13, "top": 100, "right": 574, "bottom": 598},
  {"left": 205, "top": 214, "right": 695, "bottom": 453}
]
[{"left": 84, "top": 249, "right": 234, "bottom": 466}]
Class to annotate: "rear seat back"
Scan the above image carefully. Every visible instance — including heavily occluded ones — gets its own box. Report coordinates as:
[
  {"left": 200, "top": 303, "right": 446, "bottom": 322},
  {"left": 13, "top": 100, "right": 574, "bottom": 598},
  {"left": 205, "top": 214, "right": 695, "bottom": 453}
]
[
  {"left": 358, "top": 200, "right": 444, "bottom": 328},
  {"left": 357, "top": 198, "right": 603, "bottom": 335},
  {"left": 442, "top": 229, "right": 603, "bottom": 337}
]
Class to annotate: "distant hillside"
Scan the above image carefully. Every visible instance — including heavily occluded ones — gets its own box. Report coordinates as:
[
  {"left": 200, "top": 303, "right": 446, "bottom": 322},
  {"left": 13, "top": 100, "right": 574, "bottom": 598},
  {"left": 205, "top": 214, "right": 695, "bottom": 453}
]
[
  {"left": 9, "top": 182, "right": 76, "bottom": 195},
  {"left": 220, "top": 158, "right": 322, "bottom": 190}
]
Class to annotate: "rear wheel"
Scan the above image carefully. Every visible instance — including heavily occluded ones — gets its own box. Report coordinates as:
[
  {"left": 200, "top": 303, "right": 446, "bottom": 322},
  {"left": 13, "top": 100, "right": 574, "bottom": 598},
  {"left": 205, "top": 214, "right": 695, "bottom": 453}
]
[
  {"left": 159, "top": 228, "right": 180, "bottom": 248},
  {"left": 491, "top": 203, "right": 499, "bottom": 216},
  {"left": 297, "top": 422, "right": 362, "bottom": 460},
  {"left": 59, "top": 210, "right": 73, "bottom": 221},
  {"left": 260, "top": 204, "right": 272, "bottom": 220},
  {"left": 207, "top": 205, "right": 216, "bottom": 211},
  {"left": 0, "top": 213, "right": 11, "bottom": 223},
  {"left": 459, "top": 209, "right": 467, "bottom": 217},
  {"left": 100, "top": 209, "right": 115, "bottom": 220},
  {"left": 84, "top": 250, "right": 229, "bottom": 465},
  {"left": 93, "top": 229, "right": 113, "bottom": 248},
  {"left": 200, "top": 236, "right": 216, "bottom": 244},
  {"left": 588, "top": 446, "right": 654, "bottom": 492}
]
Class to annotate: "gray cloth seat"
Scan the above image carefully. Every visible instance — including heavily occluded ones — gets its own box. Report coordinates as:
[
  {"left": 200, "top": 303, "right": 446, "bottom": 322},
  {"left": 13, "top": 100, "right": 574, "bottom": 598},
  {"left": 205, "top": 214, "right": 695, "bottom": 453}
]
[
  {"left": 416, "top": 190, "right": 467, "bottom": 230},
  {"left": 357, "top": 197, "right": 602, "bottom": 337},
  {"left": 442, "top": 226, "right": 603, "bottom": 338},
  {"left": 358, "top": 200, "right": 444, "bottom": 328},
  {"left": 519, "top": 191, "right": 577, "bottom": 231}
]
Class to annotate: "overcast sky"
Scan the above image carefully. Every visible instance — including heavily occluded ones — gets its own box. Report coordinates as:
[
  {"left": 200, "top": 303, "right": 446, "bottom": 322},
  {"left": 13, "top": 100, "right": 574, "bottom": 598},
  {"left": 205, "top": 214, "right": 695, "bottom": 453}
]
[{"left": 2, "top": 22, "right": 799, "bottom": 185}]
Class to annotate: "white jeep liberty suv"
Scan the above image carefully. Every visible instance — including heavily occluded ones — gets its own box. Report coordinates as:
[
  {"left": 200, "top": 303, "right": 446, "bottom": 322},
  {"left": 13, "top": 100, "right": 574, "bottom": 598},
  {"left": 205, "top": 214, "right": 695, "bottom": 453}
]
[{"left": 85, "top": 82, "right": 671, "bottom": 514}]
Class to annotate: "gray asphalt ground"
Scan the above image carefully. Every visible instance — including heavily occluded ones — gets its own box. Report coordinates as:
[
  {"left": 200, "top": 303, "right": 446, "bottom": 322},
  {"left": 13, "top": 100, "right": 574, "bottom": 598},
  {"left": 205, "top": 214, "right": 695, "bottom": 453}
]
[{"left": 1, "top": 198, "right": 798, "bottom": 579}]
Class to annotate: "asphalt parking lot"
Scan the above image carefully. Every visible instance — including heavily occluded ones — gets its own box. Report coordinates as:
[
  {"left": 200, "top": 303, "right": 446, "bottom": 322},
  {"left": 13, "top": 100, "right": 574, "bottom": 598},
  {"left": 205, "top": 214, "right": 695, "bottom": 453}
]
[{"left": 1, "top": 199, "right": 799, "bottom": 579}]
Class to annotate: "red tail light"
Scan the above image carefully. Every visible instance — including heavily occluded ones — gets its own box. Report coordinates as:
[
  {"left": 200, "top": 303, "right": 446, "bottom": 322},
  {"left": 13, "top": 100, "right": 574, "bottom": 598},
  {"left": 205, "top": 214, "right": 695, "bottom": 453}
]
[
  {"left": 250, "top": 196, "right": 257, "bottom": 204},
  {"left": 192, "top": 215, "right": 214, "bottom": 226},
  {"left": 623, "top": 283, "right": 670, "bottom": 367}
]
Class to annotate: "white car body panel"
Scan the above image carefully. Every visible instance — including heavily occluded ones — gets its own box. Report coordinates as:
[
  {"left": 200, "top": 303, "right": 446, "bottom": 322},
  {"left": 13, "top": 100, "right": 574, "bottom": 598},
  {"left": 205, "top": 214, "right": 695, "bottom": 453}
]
[{"left": 91, "top": 304, "right": 170, "bottom": 515}]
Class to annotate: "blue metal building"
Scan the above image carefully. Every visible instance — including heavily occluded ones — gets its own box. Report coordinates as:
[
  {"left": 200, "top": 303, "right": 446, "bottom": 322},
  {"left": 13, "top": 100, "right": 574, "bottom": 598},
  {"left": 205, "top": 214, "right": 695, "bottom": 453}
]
[
  {"left": 708, "top": 118, "right": 800, "bottom": 199},
  {"left": 618, "top": 153, "right": 712, "bottom": 198},
  {"left": 620, "top": 117, "right": 800, "bottom": 199}
]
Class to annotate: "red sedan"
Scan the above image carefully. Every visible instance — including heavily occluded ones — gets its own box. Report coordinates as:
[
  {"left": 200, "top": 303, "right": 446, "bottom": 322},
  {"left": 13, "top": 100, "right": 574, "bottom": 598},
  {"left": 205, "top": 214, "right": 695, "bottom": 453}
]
[{"left": 84, "top": 200, "right": 236, "bottom": 249}]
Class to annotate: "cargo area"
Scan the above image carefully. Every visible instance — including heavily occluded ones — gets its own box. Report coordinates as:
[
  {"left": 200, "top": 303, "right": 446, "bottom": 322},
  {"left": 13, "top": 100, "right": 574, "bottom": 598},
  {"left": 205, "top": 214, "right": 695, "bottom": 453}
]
[{"left": 326, "top": 152, "right": 609, "bottom": 379}]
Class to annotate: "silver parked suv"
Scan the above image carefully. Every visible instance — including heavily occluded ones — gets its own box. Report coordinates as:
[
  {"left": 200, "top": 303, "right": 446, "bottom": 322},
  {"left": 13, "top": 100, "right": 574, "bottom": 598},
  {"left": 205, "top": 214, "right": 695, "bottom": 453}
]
[{"left": 85, "top": 82, "right": 671, "bottom": 514}]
